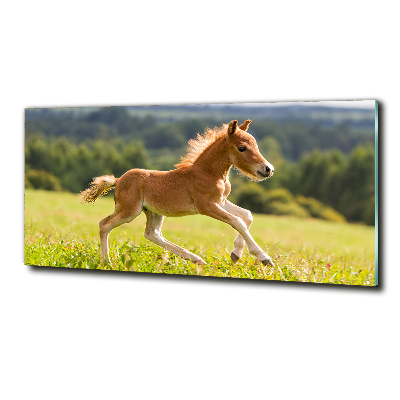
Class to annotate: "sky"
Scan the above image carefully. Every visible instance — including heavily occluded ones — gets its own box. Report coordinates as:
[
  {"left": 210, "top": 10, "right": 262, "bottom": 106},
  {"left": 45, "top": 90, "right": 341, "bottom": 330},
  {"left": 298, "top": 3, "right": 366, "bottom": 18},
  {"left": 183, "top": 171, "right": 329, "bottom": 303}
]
[{"left": 239, "top": 100, "right": 376, "bottom": 109}]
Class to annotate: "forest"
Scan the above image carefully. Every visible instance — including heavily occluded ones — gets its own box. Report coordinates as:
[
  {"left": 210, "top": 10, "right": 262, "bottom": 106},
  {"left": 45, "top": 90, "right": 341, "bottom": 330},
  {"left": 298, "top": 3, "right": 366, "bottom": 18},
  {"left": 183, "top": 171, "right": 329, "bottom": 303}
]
[{"left": 24, "top": 104, "right": 376, "bottom": 225}]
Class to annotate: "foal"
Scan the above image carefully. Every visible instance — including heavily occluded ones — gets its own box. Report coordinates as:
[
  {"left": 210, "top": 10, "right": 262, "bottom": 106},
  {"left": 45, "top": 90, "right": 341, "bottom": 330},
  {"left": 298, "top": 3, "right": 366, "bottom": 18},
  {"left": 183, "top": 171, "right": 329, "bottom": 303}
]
[{"left": 80, "top": 120, "right": 275, "bottom": 267}]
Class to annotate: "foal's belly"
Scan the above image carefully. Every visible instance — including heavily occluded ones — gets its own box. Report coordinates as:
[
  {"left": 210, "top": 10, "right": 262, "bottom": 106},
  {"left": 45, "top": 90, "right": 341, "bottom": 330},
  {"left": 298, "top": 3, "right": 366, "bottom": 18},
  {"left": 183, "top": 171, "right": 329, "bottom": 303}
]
[
  {"left": 143, "top": 197, "right": 198, "bottom": 217},
  {"left": 143, "top": 202, "right": 198, "bottom": 217},
  {"left": 142, "top": 170, "right": 198, "bottom": 217}
]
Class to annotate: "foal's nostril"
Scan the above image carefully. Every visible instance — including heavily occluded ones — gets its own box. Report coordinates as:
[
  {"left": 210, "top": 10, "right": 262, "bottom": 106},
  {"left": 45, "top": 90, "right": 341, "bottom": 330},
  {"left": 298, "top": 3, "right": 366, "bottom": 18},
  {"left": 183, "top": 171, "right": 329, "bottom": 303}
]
[
  {"left": 264, "top": 164, "right": 274, "bottom": 176},
  {"left": 258, "top": 163, "right": 274, "bottom": 178}
]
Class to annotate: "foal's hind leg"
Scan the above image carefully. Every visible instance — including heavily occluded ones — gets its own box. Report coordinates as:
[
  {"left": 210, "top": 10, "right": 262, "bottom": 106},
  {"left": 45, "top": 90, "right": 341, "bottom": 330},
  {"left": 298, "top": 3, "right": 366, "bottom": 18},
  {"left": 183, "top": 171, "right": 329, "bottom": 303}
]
[
  {"left": 99, "top": 207, "right": 141, "bottom": 267},
  {"left": 144, "top": 210, "right": 206, "bottom": 265},
  {"left": 222, "top": 200, "right": 253, "bottom": 263}
]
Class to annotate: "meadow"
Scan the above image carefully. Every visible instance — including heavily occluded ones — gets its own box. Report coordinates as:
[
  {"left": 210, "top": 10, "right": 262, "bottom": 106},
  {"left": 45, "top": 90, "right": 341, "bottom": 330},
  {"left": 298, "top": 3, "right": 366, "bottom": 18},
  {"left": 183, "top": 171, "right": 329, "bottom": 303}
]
[{"left": 24, "top": 189, "right": 376, "bottom": 286}]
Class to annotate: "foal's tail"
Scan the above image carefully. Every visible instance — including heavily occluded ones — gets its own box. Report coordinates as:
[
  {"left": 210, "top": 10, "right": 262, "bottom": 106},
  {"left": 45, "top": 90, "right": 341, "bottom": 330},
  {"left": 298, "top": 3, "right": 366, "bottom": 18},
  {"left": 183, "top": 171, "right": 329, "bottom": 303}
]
[{"left": 79, "top": 175, "right": 119, "bottom": 204}]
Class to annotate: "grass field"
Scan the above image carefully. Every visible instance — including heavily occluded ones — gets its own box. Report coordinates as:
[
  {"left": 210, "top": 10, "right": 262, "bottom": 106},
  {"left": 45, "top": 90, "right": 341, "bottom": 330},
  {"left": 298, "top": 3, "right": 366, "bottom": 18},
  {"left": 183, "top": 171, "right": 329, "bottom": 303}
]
[{"left": 24, "top": 189, "right": 376, "bottom": 285}]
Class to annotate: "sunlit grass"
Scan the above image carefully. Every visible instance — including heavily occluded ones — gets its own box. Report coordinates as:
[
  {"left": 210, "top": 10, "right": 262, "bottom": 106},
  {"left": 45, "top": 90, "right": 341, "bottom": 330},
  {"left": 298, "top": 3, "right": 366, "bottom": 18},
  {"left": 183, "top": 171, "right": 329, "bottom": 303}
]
[{"left": 24, "top": 189, "right": 376, "bottom": 285}]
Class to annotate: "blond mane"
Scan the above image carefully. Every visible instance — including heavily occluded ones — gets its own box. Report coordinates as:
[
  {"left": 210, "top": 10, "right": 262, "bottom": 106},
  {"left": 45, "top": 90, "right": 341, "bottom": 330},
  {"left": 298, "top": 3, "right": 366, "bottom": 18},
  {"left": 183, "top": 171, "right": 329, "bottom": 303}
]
[{"left": 175, "top": 124, "right": 228, "bottom": 168}]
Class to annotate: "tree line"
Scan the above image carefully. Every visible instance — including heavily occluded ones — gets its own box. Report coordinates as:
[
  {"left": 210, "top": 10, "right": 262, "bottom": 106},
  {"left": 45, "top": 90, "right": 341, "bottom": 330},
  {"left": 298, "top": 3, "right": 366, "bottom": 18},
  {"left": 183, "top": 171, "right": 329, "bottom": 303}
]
[
  {"left": 25, "top": 107, "right": 374, "bottom": 161},
  {"left": 25, "top": 136, "right": 151, "bottom": 194}
]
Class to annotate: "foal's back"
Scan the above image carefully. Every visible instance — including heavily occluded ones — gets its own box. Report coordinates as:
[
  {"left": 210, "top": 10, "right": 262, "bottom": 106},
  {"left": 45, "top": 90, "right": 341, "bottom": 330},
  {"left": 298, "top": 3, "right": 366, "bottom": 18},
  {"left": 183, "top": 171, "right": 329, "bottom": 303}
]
[{"left": 115, "top": 167, "right": 198, "bottom": 217}]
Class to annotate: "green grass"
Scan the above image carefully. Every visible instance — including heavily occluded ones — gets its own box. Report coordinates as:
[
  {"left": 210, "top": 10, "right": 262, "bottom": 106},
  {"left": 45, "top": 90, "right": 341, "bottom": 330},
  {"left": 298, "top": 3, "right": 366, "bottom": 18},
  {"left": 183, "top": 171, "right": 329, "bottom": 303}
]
[{"left": 24, "top": 189, "right": 376, "bottom": 285}]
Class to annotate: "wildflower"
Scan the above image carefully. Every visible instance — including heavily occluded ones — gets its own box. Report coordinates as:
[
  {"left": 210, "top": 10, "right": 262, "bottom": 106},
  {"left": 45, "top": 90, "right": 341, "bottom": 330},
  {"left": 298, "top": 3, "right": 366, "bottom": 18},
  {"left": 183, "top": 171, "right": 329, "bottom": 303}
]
[{"left": 326, "top": 263, "right": 331, "bottom": 271}]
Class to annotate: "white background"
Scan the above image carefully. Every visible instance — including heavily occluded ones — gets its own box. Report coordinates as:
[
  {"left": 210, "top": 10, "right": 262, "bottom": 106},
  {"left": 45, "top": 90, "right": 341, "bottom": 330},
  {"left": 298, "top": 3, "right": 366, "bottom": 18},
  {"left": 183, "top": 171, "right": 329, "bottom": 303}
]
[{"left": 1, "top": 1, "right": 399, "bottom": 399}]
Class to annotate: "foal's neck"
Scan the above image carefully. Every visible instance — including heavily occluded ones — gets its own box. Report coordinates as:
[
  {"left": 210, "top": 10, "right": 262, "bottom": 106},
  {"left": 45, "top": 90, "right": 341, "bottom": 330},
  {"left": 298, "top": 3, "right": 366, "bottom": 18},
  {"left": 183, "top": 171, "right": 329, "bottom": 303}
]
[{"left": 192, "top": 137, "right": 232, "bottom": 181}]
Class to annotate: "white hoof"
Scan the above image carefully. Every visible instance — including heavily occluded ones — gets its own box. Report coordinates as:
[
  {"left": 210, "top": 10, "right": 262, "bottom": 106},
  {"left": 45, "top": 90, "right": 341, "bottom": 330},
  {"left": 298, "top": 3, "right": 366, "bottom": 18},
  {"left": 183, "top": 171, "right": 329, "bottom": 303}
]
[{"left": 193, "top": 257, "right": 206, "bottom": 265}]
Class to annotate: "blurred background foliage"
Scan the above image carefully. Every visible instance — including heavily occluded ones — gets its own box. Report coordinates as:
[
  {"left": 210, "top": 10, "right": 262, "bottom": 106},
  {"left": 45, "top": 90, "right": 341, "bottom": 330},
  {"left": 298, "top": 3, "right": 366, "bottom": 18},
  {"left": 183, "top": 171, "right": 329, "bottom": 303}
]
[{"left": 25, "top": 104, "right": 376, "bottom": 225}]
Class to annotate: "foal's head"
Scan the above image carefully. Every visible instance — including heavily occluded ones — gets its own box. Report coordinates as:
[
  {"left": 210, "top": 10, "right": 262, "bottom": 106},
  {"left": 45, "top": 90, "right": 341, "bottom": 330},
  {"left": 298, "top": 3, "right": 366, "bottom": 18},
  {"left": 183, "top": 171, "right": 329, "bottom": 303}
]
[{"left": 226, "top": 120, "right": 274, "bottom": 181}]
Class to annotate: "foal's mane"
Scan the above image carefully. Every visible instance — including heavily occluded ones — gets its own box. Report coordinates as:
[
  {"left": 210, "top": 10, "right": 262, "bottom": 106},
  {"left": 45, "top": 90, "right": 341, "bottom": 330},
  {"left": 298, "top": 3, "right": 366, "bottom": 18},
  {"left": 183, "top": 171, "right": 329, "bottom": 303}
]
[{"left": 175, "top": 124, "right": 228, "bottom": 169}]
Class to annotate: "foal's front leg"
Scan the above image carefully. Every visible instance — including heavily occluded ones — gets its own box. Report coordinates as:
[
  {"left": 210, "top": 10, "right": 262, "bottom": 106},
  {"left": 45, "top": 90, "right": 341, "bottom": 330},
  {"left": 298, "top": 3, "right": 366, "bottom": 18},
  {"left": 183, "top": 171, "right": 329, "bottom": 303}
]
[
  {"left": 197, "top": 202, "right": 274, "bottom": 266},
  {"left": 222, "top": 200, "right": 253, "bottom": 263},
  {"left": 144, "top": 210, "right": 206, "bottom": 265}
]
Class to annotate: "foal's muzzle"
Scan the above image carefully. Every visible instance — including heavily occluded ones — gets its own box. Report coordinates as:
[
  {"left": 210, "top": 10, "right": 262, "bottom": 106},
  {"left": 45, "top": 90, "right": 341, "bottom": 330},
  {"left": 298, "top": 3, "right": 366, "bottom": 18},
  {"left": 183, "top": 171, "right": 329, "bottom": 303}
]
[{"left": 256, "top": 163, "right": 274, "bottom": 179}]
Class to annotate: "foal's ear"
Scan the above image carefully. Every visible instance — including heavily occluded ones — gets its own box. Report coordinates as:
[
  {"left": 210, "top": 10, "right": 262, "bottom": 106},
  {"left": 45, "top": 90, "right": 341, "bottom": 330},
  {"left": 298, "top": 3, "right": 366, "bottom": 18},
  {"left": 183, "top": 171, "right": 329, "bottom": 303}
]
[
  {"left": 227, "top": 120, "right": 238, "bottom": 136},
  {"left": 239, "top": 120, "right": 252, "bottom": 131}
]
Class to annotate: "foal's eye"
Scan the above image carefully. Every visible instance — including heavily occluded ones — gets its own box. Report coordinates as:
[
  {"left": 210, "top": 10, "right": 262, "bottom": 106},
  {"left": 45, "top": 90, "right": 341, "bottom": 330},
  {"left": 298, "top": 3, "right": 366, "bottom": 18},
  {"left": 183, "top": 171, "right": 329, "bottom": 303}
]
[{"left": 238, "top": 146, "right": 247, "bottom": 152}]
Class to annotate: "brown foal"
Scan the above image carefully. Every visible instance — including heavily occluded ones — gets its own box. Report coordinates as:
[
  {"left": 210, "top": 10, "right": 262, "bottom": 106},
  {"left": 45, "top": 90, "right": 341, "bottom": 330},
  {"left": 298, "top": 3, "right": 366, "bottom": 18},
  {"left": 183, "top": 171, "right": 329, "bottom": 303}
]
[{"left": 80, "top": 120, "right": 275, "bottom": 267}]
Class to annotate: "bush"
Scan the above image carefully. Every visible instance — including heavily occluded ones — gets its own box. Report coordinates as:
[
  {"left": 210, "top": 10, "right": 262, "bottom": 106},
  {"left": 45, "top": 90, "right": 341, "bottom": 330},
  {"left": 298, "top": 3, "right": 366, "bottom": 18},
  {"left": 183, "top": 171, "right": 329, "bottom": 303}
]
[
  {"left": 319, "top": 207, "right": 346, "bottom": 223},
  {"left": 296, "top": 195, "right": 324, "bottom": 217},
  {"left": 265, "top": 188, "right": 293, "bottom": 204},
  {"left": 25, "top": 169, "right": 62, "bottom": 191},
  {"left": 267, "top": 201, "right": 310, "bottom": 218},
  {"left": 236, "top": 185, "right": 310, "bottom": 218},
  {"left": 296, "top": 195, "right": 345, "bottom": 222},
  {"left": 263, "top": 188, "right": 310, "bottom": 218},
  {"left": 235, "top": 183, "right": 267, "bottom": 213}
]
